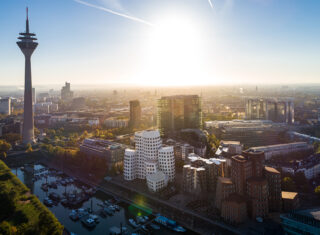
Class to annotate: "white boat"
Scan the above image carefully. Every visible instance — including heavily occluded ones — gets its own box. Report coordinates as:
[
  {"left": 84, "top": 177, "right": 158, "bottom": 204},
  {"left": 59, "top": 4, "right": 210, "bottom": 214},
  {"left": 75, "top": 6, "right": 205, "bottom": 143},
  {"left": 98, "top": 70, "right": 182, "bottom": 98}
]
[
  {"left": 81, "top": 218, "right": 96, "bottom": 228},
  {"left": 128, "top": 218, "right": 139, "bottom": 228}
]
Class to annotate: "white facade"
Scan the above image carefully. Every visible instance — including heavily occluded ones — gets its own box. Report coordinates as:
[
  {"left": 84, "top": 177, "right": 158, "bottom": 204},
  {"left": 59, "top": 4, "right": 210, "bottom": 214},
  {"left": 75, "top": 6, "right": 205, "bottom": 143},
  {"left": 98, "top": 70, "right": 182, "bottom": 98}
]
[
  {"left": 123, "top": 130, "right": 175, "bottom": 191},
  {"left": 0, "top": 98, "right": 11, "bottom": 115},
  {"left": 135, "top": 130, "right": 162, "bottom": 179},
  {"left": 158, "top": 146, "right": 175, "bottom": 182},
  {"left": 124, "top": 149, "right": 136, "bottom": 181},
  {"left": 146, "top": 171, "right": 168, "bottom": 192}
]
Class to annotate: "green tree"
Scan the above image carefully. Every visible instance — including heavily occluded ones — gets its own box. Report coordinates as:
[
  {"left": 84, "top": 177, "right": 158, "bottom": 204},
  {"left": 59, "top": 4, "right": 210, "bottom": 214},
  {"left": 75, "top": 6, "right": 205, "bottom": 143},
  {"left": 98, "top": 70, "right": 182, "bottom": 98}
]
[
  {"left": 26, "top": 143, "right": 33, "bottom": 153},
  {"left": 0, "top": 221, "right": 11, "bottom": 235},
  {"left": 0, "top": 140, "right": 11, "bottom": 153},
  {"left": 315, "top": 186, "right": 320, "bottom": 199},
  {"left": 2, "top": 133, "right": 21, "bottom": 144},
  {"left": 282, "top": 177, "right": 296, "bottom": 191}
]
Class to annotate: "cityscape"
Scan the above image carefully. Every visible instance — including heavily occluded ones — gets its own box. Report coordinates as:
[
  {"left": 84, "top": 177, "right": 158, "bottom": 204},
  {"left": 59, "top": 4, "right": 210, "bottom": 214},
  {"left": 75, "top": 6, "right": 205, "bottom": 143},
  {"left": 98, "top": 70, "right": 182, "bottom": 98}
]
[{"left": 0, "top": 1, "right": 320, "bottom": 235}]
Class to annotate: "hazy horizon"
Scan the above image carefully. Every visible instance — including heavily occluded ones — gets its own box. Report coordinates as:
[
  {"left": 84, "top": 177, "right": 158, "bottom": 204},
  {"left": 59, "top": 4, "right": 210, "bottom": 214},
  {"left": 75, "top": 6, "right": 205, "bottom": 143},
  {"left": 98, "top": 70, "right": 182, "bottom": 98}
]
[{"left": 1, "top": 0, "right": 320, "bottom": 86}]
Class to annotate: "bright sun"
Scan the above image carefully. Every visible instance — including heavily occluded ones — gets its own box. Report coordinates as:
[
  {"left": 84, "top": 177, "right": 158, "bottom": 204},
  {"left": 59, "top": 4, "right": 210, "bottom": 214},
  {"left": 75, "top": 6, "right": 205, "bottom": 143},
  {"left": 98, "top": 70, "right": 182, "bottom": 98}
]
[{"left": 138, "top": 14, "right": 209, "bottom": 86}]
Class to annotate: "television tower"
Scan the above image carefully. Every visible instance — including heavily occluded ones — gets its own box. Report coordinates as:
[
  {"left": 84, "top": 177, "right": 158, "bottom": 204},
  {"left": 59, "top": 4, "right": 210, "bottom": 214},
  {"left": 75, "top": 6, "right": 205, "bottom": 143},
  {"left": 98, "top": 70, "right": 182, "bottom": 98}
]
[{"left": 17, "top": 8, "right": 38, "bottom": 144}]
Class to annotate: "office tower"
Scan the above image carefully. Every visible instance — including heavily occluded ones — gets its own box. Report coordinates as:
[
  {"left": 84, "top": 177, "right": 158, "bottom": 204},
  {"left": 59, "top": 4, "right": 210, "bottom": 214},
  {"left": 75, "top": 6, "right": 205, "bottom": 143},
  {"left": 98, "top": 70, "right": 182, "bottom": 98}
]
[
  {"left": 129, "top": 100, "right": 141, "bottom": 128},
  {"left": 0, "top": 98, "right": 11, "bottom": 115},
  {"left": 32, "top": 87, "right": 36, "bottom": 104},
  {"left": 61, "top": 82, "right": 73, "bottom": 100},
  {"left": 17, "top": 8, "right": 37, "bottom": 144},
  {"left": 157, "top": 95, "right": 202, "bottom": 136}
]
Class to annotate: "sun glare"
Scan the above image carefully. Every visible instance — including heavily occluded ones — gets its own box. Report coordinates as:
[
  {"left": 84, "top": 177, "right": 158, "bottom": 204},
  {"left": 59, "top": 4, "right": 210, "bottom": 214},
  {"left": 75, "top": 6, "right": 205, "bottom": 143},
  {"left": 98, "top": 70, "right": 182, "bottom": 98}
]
[{"left": 138, "top": 14, "right": 210, "bottom": 86}]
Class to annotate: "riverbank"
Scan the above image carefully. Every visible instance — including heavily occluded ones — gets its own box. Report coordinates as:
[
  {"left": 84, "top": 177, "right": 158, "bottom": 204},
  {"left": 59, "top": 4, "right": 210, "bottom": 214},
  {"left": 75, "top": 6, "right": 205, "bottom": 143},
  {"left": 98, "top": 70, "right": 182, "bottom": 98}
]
[
  {"left": 38, "top": 156, "right": 239, "bottom": 235},
  {"left": 0, "top": 160, "right": 63, "bottom": 235}
]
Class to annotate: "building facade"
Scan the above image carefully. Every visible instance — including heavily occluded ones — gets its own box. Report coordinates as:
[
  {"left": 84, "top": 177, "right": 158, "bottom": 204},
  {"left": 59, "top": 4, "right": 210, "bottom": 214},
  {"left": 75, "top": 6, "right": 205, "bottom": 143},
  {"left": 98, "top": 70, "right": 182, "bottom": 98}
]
[
  {"left": 61, "top": 82, "right": 73, "bottom": 100},
  {"left": 129, "top": 100, "right": 141, "bottom": 128},
  {"left": 80, "top": 138, "right": 125, "bottom": 170},
  {"left": 157, "top": 95, "right": 202, "bottom": 136},
  {"left": 264, "top": 166, "right": 282, "bottom": 212},
  {"left": 0, "top": 98, "right": 11, "bottom": 115},
  {"left": 245, "top": 97, "right": 294, "bottom": 123},
  {"left": 123, "top": 130, "right": 175, "bottom": 191}
]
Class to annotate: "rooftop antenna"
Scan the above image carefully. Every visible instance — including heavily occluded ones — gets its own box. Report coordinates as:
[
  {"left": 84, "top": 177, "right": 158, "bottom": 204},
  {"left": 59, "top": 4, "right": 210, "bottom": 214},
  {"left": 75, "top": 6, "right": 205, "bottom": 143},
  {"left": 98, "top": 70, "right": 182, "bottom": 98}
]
[{"left": 26, "top": 7, "right": 30, "bottom": 33}]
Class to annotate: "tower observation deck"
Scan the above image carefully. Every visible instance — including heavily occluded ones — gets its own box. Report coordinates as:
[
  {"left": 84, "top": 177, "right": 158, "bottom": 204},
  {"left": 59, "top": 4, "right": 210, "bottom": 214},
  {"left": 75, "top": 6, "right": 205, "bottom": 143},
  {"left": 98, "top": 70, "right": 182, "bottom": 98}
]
[{"left": 17, "top": 8, "right": 38, "bottom": 144}]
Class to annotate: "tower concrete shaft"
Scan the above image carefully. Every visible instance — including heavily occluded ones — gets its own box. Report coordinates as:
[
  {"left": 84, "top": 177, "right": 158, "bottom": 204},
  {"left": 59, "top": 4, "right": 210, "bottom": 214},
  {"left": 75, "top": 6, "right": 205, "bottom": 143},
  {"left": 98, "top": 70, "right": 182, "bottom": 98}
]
[{"left": 17, "top": 8, "right": 38, "bottom": 144}]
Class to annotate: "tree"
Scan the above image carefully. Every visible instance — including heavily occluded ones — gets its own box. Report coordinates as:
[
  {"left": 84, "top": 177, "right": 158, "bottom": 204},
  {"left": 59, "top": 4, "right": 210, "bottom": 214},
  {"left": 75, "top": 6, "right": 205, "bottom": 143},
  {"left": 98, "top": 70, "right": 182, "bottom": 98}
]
[
  {"left": 0, "top": 140, "right": 11, "bottom": 157},
  {"left": 2, "top": 133, "right": 21, "bottom": 144},
  {"left": 282, "top": 177, "right": 296, "bottom": 191},
  {"left": 26, "top": 143, "right": 33, "bottom": 153},
  {"left": 315, "top": 186, "right": 320, "bottom": 199}
]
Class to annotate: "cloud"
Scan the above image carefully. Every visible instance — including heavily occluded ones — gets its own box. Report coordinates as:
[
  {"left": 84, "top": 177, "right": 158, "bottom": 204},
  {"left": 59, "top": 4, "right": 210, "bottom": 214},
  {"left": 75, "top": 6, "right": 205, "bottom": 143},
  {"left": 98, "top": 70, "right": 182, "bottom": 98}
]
[
  {"left": 208, "top": 0, "right": 214, "bottom": 9},
  {"left": 74, "top": 0, "right": 153, "bottom": 26}
]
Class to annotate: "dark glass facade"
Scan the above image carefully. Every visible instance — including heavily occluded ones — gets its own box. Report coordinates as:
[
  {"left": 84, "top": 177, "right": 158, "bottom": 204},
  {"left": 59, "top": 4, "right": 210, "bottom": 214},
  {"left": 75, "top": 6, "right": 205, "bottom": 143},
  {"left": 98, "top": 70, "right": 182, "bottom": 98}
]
[{"left": 157, "top": 95, "right": 202, "bottom": 136}]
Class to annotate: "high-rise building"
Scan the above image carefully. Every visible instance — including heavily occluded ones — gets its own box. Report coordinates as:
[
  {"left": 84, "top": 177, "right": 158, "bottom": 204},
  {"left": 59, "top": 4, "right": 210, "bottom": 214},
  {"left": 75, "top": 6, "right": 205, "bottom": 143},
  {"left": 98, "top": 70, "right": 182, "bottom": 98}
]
[
  {"left": 157, "top": 95, "right": 202, "bottom": 136},
  {"left": 123, "top": 130, "right": 175, "bottom": 191},
  {"left": 129, "top": 100, "right": 141, "bottom": 128},
  {"left": 0, "top": 98, "right": 11, "bottom": 115},
  {"left": 17, "top": 8, "right": 37, "bottom": 144},
  {"left": 61, "top": 82, "right": 73, "bottom": 100}
]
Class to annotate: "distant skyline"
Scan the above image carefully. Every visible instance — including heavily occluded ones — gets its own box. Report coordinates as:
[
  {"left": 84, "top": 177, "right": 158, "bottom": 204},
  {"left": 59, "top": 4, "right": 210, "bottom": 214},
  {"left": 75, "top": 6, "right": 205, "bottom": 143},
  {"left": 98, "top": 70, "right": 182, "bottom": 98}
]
[{"left": 0, "top": 0, "right": 320, "bottom": 86}]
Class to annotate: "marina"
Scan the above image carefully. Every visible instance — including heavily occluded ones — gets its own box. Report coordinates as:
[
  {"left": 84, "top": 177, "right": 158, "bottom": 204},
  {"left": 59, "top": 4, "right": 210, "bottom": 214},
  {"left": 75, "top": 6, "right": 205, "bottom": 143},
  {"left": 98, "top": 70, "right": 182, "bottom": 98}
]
[{"left": 12, "top": 164, "right": 192, "bottom": 235}]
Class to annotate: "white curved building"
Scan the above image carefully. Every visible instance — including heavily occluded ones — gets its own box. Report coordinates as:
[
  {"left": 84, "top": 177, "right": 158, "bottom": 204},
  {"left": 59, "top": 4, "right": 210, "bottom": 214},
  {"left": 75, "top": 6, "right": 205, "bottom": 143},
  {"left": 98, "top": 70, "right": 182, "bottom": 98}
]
[
  {"left": 123, "top": 130, "right": 174, "bottom": 191},
  {"left": 135, "top": 130, "right": 161, "bottom": 179},
  {"left": 124, "top": 149, "right": 136, "bottom": 181},
  {"left": 158, "top": 146, "right": 175, "bottom": 182}
]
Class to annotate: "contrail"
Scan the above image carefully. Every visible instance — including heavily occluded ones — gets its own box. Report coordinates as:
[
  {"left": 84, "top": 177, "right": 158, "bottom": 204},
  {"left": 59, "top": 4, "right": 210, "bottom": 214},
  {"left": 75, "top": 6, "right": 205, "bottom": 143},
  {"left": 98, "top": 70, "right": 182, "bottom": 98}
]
[
  {"left": 208, "top": 0, "right": 214, "bottom": 9},
  {"left": 74, "top": 0, "right": 153, "bottom": 26}
]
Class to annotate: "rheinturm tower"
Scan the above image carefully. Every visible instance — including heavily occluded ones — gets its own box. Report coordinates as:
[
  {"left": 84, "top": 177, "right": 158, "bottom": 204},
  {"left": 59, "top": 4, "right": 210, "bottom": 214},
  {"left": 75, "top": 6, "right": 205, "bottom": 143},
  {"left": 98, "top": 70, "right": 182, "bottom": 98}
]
[{"left": 17, "top": 8, "right": 38, "bottom": 144}]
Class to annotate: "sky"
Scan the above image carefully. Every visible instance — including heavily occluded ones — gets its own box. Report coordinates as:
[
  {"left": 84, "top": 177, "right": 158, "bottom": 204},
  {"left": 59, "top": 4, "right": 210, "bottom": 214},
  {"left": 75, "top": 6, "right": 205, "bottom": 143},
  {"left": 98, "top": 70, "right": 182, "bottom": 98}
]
[{"left": 0, "top": 0, "right": 320, "bottom": 87}]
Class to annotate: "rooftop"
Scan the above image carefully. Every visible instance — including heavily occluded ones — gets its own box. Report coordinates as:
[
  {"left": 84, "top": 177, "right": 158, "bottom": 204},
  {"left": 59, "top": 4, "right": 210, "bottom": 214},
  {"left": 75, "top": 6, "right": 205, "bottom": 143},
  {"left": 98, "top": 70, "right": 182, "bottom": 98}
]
[
  {"left": 218, "top": 177, "right": 233, "bottom": 185},
  {"left": 264, "top": 166, "right": 280, "bottom": 174},
  {"left": 146, "top": 171, "right": 166, "bottom": 182},
  {"left": 282, "top": 191, "right": 298, "bottom": 200}
]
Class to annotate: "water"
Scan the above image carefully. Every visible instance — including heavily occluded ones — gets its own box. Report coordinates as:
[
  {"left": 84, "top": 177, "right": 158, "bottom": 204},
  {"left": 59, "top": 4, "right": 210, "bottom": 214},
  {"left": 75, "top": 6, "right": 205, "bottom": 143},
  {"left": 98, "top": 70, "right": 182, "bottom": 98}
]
[{"left": 11, "top": 164, "right": 197, "bottom": 235}]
